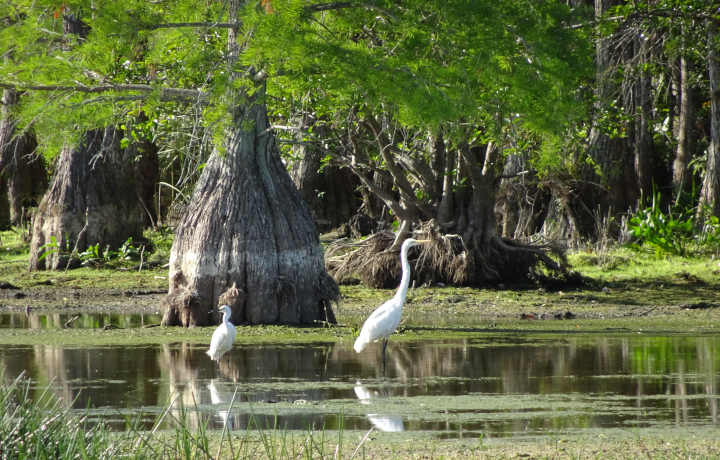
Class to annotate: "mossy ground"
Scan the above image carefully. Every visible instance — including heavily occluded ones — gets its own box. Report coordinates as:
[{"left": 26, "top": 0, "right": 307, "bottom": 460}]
[
  {"left": 186, "top": 429, "right": 720, "bottom": 460},
  {"left": 2, "top": 229, "right": 720, "bottom": 340}
]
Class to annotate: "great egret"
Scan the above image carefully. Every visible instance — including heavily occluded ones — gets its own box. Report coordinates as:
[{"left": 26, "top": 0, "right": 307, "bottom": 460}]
[
  {"left": 207, "top": 305, "right": 236, "bottom": 370},
  {"left": 354, "top": 238, "right": 430, "bottom": 366}
]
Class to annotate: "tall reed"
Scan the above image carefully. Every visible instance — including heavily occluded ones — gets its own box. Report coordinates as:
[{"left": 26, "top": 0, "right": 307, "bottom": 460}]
[{"left": 1, "top": 372, "right": 368, "bottom": 460}]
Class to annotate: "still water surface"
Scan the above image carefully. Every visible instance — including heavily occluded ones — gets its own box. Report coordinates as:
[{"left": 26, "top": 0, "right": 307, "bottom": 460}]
[{"left": 1, "top": 314, "right": 718, "bottom": 439}]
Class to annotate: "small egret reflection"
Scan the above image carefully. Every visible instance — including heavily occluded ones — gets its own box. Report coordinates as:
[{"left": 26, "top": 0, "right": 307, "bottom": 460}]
[{"left": 208, "top": 378, "right": 232, "bottom": 429}]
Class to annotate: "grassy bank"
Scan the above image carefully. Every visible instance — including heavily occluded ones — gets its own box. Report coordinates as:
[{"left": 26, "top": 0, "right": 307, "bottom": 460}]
[
  {"left": 2, "top": 227, "right": 720, "bottom": 344},
  {"left": 2, "top": 227, "right": 719, "bottom": 309}
]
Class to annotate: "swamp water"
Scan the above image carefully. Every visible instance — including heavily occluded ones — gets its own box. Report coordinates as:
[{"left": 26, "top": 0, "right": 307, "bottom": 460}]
[{"left": 1, "top": 313, "right": 719, "bottom": 440}]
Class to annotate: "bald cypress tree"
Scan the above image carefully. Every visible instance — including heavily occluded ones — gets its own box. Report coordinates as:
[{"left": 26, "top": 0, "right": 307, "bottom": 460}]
[
  {"left": 25, "top": 10, "right": 145, "bottom": 270},
  {"left": 2, "top": 0, "right": 341, "bottom": 324}
]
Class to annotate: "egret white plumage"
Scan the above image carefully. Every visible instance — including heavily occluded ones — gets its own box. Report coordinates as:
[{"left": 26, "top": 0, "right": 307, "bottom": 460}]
[
  {"left": 207, "top": 305, "right": 236, "bottom": 369},
  {"left": 354, "top": 238, "right": 430, "bottom": 365}
]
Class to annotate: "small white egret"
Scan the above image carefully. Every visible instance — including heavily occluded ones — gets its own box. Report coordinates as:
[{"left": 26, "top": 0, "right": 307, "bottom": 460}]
[
  {"left": 354, "top": 238, "right": 430, "bottom": 366},
  {"left": 207, "top": 305, "right": 236, "bottom": 370}
]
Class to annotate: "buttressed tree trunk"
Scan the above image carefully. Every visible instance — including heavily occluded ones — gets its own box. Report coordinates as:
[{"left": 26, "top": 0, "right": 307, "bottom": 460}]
[
  {"left": 326, "top": 123, "right": 567, "bottom": 289},
  {"left": 29, "top": 10, "right": 144, "bottom": 269},
  {"left": 458, "top": 145, "right": 558, "bottom": 283},
  {"left": 160, "top": 0, "right": 339, "bottom": 327},
  {"left": 0, "top": 88, "right": 47, "bottom": 226},
  {"left": 701, "top": 19, "right": 720, "bottom": 218},
  {"left": 29, "top": 127, "right": 145, "bottom": 270}
]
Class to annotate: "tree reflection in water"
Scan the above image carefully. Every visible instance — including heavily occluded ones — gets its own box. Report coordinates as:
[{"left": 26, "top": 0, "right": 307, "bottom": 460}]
[{"left": 0, "top": 334, "right": 718, "bottom": 436}]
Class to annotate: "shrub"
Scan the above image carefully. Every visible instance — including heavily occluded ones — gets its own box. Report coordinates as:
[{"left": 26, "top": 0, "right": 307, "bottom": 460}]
[{"left": 627, "top": 192, "right": 720, "bottom": 256}]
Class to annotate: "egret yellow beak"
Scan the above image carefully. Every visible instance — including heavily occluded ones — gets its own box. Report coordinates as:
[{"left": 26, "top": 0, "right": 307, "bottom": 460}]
[{"left": 415, "top": 239, "right": 431, "bottom": 244}]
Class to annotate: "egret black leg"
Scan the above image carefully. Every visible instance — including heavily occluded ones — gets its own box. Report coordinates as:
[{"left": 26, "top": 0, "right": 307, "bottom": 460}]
[{"left": 381, "top": 338, "right": 388, "bottom": 367}]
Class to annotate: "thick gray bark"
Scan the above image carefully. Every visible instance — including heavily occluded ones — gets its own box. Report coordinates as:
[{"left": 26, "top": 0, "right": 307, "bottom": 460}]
[
  {"left": 162, "top": 95, "right": 338, "bottom": 326},
  {"left": 634, "top": 35, "right": 654, "bottom": 199},
  {"left": 161, "top": 0, "right": 338, "bottom": 326},
  {"left": 29, "top": 10, "right": 145, "bottom": 270},
  {"left": 673, "top": 56, "right": 695, "bottom": 200},
  {"left": 0, "top": 89, "right": 47, "bottom": 226},
  {"left": 701, "top": 20, "right": 720, "bottom": 217},
  {"left": 29, "top": 127, "right": 145, "bottom": 270}
]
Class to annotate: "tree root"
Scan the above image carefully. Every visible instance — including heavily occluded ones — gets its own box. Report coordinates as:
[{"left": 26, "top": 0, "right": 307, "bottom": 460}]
[{"left": 326, "top": 223, "right": 583, "bottom": 289}]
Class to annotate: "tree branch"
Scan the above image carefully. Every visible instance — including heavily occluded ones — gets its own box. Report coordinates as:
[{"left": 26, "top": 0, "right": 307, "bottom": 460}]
[
  {"left": 458, "top": 143, "right": 483, "bottom": 185},
  {"left": 567, "top": 8, "right": 717, "bottom": 30},
  {"left": 305, "top": 2, "right": 356, "bottom": 13},
  {"left": 278, "top": 136, "right": 408, "bottom": 219},
  {"left": 342, "top": 160, "right": 408, "bottom": 220},
  {"left": 0, "top": 82, "right": 208, "bottom": 104},
  {"left": 393, "top": 150, "right": 442, "bottom": 202},
  {"left": 144, "top": 22, "right": 241, "bottom": 30},
  {"left": 141, "top": 3, "right": 360, "bottom": 31},
  {"left": 493, "top": 169, "right": 534, "bottom": 186},
  {"left": 363, "top": 115, "right": 436, "bottom": 220}
]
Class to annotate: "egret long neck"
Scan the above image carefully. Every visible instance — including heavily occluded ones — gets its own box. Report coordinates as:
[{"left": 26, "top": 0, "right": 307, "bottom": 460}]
[{"left": 395, "top": 243, "right": 413, "bottom": 306}]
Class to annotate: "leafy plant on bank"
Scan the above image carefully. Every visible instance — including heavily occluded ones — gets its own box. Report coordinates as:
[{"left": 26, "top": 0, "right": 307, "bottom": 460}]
[
  {"left": 627, "top": 192, "right": 720, "bottom": 256},
  {"left": 38, "top": 236, "right": 146, "bottom": 267}
]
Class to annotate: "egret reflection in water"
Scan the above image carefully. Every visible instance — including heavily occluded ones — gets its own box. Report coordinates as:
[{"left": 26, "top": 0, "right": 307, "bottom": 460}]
[
  {"left": 208, "top": 379, "right": 234, "bottom": 430},
  {"left": 354, "top": 381, "right": 404, "bottom": 432}
]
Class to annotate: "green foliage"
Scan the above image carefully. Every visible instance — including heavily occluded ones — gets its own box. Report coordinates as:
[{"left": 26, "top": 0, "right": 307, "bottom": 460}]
[
  {"left": 0, "top": 0, "right": 229, "bottom": 159},
  {"left": 144, "top": 227, "right": 174, "bottom": 258},
  {"left": 627, "top": 193, "right": 720, "bottom": 256},
  {"left": 39, "top": 237, "right": 147, "bottom": 267},
  {"left": 37, "top": 235, "right": 70, "bottom": 261},
  {"left": 248, "top": 0, "right": 593, "bottom": 138},
  {"left": 1, "top": 0, "right": 595, "bottom": 190}
]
